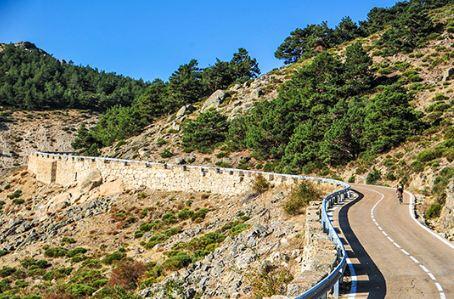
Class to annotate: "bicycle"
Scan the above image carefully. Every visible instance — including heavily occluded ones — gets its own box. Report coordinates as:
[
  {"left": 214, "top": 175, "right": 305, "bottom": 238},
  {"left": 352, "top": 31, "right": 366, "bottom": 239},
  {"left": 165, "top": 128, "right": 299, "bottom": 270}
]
[{"left": 397, "top": 192, "right": 403, "bottom": 204}]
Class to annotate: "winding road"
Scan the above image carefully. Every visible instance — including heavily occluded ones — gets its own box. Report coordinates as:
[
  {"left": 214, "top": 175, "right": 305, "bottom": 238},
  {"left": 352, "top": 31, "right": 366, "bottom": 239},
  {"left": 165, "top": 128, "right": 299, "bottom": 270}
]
[{"left": 334, "top": 184, "right": 454, "bottom": 298}]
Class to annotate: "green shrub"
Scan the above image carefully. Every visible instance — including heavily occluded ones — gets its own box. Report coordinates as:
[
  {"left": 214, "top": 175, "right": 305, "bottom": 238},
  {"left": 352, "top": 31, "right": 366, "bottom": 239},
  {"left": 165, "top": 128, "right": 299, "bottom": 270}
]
[
  {"left": 191, "top": 208, "right": 209, "bottom": 222},
  {"left": 245, "top": 263, "right": 293, "bottom": 297},
  {"left": 42, "top": 267, "right": 73, "bottom": 281},
  {"left": 0, "top": 249, "right": 8, "bottom": 257},
  {"left": 172, "top": 231, "right": 226, "bottom": 261},
  {"left": 20, "top": 258, "right": 51, "bottom": 269},
  {"left": 141, "top": 263, "right": 164, "bottom": 287},
  {"left": 44, "top": 246, "right": 68, "bottom": 258},
  {"left": 103, "top": 249, "right": 127, "bottom": 265},
  {"left": 182, "top": 109, "right": 228, "bottom": 152},
  {"left": 162, "top": 212, "right": 177, "bottom": 224},
  {"left": 432, "top": 167, "right": 454, "bottom": 202},
  {"left": 7, "top": 189, "right": 22, "bottom": 199},
  {"left": 411, "top": 161, "right": 424, "bottom": 173},
  {"left": 144, "top": 233, "right": 171, "bottom": 249},
  {"left": 162, "top": 251, "right": 192, "bottom": 271},
  {"left": 177, "top": 208, "right": 194, "bottom": 220},
  {"left": 160, "top": 149, "right": 174, "bottom": 158},
  {"left": 138, "top": 220, "right": 161, "bottom": 233},
  {"left": 61, "top": 237, "right": 76, "bottom": 245},
  {"left": 426, "top": 102, "right": 450, "bottom": 113},
  {"left": 81, "top": 258, "right": 103, "bottom": 269},
  {"left": 385, "top": 172, "right": 397, "bottom": 181},
  {"left": 67, "top": 247, "right": 88, "bottom": 258},
  {"left": 425, "top": 203, "right": 442, "bottom": 219},
  {"left": 156, "top": 138, "right": 167, "bottom": 147},
  {"left": 348, "top": 175, "right": 356, "bottom": 183},
  {"left": 228, "top": 223, "right": 250, "bottom": 236},
  {"left": 283, "top": 182, "right": 321, "bottom": 215},
  {"left": 67, "top": 283, "right": 97, "bottom": 296},
  {"left": 252, "top": 175, "right": 270, "bottom": 194},
  {"left": 416, "top": 148, "right": 442, "bottom": 163},
  {"left": 0, "top": 267, "right": 16, "bottom": 278},
  {"left": 366, "top": 168, "right": 381, "bottom": 185},
  {"left": 12, "top": 198, "right": 25, "bottom": 205}
]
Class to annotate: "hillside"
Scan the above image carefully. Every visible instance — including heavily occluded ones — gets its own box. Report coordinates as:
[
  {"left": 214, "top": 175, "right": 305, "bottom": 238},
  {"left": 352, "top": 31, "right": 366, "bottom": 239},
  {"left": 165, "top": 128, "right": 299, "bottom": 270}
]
[
  {"left": 0, "top": 109, "right": 97, "bottom": 175},
  {"left": 101, "top": 3, "right": 454, "bottom": 238},
  {"left": 0, "top": 0, "right": 453, "bottom": 298},
  {"left": 0, "top": 42, "right": 148, "bottom": 110},
  {"left": 0, "top": 164, "right": 337, "bottom": 298}
]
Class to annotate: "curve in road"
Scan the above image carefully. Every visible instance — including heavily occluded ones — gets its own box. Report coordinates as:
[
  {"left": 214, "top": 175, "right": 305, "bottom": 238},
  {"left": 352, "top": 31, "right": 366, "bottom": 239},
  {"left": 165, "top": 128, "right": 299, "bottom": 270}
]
[{"left": 336, "top": 184, "right": 454, "bottom": 298}]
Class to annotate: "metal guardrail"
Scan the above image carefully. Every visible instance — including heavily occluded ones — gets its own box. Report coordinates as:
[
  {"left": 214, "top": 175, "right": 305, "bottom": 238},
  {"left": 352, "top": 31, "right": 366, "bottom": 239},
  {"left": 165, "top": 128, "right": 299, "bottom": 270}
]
[{"left": 33, "top": 151, "right": 351, "bottom": 298}]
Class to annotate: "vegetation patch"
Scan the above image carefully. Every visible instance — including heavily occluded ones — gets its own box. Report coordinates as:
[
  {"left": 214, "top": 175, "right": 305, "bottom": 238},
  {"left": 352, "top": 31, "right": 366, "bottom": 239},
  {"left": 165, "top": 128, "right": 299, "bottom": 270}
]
[{"left": 283, "top": 182, "right": 322, "bottom": 215}]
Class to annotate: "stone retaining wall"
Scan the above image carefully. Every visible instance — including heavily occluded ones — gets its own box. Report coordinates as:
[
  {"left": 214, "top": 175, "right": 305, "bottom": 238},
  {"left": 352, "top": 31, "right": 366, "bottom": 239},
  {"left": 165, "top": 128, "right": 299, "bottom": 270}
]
[{"left": 28, "top": 152, "right": 303, "bottom": 195}]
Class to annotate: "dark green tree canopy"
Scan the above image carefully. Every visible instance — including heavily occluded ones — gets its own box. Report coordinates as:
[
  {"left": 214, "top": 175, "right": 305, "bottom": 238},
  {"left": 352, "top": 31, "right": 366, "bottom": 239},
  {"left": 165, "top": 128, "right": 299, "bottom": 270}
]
[
  {"left": 182, "top": 109, "right": 228, "bottom": 153},
  {"left": 274, "top": 22, "right": 335, "bottom": 64},
  {"left": 0, "top": 43, "right": 148, "bottom": 110}
]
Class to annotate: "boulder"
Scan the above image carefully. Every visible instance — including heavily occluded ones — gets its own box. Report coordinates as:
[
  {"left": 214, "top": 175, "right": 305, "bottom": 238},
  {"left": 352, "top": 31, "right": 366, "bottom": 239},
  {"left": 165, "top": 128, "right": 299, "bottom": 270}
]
[
  {"left": 202, "top": 90, "right": 226, "bottom": 111},
  {"left": 99, "top": 180, "right": 124, "bottom": 196},
  {"left": 442, "top": 67, "right": 454, "bottom": 81},
  {"left": 78, "top": 170, "right": 102, "bottom": 192},
  {"left": 176, "top": 104, "right": 195, "bottom": 119}
]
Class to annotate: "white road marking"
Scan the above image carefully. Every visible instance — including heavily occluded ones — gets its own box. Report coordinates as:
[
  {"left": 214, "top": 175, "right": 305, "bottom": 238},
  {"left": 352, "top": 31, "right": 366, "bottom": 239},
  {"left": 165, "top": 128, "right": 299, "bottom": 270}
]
[
  {"left": 420, "top": 264, "right": 429, "bottom": 273},
  {"left": 377, "top": 186, "right": 454, "bottom": 250},
  {"left": 410, "top": 256, "right": 420, "bottom": 264},
  {"left": 368, "top": 187, "right": 446, "bottom": 299},
  {"left": 393, "top": 242, "right": 401, "bottom": 249}
]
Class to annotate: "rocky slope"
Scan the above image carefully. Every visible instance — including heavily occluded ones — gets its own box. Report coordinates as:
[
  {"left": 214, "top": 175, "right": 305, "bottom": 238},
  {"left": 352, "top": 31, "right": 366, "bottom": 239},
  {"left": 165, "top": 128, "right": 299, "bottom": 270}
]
[
  {"left": 0, "top": 109, "right": 97, "bottom": 174},
  {"left": 0, "top": 167, "right": 337, "bottom": 298},
  {"left": 103, "top": 5, "right": 453, "bottom": 239}
]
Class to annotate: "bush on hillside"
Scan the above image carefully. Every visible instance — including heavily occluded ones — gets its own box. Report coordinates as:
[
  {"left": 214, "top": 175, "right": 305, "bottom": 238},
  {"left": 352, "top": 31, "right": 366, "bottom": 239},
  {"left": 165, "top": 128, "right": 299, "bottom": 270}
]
[
  {"left": 252, "top": 175, "right": 270, "bottom": 194},
  {"left": 366, "top": 168, "right": 382, "bottom": 184},
  {"left": 182, "top": 109, "right": 228, "bottom": 152},
  {"left": 283, "top": 182, "right": 322, "bottom": 215},
  {"left": 109, "top": 260, "right": 146, "bottom": 290}
]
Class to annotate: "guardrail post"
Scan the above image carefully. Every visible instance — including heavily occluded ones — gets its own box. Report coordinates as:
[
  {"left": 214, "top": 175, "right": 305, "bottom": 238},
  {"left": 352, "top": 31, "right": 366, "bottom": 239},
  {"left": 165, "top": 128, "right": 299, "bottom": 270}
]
[{"left": 333, "top": 279, "right": 340, "bottom": 298}]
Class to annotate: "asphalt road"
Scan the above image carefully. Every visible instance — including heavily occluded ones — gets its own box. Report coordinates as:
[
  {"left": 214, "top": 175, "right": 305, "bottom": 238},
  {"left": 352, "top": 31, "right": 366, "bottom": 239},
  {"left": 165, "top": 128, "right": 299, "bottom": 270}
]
[{"left": 335, "top": 184, "right": 454, "bottom": 298}]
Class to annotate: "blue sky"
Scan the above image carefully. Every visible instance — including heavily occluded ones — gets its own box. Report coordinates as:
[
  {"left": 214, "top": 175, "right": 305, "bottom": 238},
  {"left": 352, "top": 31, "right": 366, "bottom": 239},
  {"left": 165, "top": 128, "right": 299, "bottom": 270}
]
[{"left": 0, "top": 0, "right": 399, "bottom": 81}]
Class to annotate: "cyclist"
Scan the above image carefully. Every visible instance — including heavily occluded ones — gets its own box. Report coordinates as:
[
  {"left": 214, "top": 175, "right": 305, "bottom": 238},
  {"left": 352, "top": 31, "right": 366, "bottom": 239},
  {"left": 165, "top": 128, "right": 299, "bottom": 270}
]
[{"left": 396, "top": 183, "right": 404, "bottom": 204}]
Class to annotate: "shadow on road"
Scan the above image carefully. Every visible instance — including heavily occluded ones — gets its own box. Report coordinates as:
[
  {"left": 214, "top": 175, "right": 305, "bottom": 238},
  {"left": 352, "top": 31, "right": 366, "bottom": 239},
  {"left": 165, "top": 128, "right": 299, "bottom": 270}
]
[{"left": 339, "top": 189, "right": 387, "bottom": 298}]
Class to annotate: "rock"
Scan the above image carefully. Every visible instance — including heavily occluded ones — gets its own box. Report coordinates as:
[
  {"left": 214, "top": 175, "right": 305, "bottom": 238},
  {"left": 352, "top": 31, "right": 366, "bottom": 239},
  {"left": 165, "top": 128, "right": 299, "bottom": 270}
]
[
  {"left": 185, "top": 154, "right": 196, "bottom": 164},
  {"left": 246, "top": 224, "right": 269, "bottom": 246},
  {"left": 250, "top": 87, "right": 263, "bottom": 99},
  {"left": 176, "top": 104, "right": 195, "bottom": 119},
  {"left": 185, "top": 288, "right": 196, "bottom": 299},
  {"left": 438, "top": 181, "right": 454, "bottom": 240},
  {"left": 235, "top": 248, "right": 256, "bottom": 269},
  {"left": 201, "top": 90, "right": 226, "bottom": 111},
  {"left": 139, "top": 288, "right": 152, "bottom": 297},
  {"left": 78, "top": 170, "right": 102, "bottom": 192},
  {"left": 442, "top": 67, "right": 454, "bottom": 81},
  {"left": 271, "top": 192, "right": 285, "bottom": 203},
  {"left": 99, "top": 180, "right": 124, "bottom": 196},
  {"left": 173, "top": 157, "right": 186, "bottom": 165},
  {"left": 170, "top": 122, "right": 180, "bottom": 132}
]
